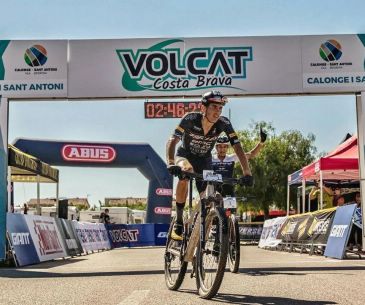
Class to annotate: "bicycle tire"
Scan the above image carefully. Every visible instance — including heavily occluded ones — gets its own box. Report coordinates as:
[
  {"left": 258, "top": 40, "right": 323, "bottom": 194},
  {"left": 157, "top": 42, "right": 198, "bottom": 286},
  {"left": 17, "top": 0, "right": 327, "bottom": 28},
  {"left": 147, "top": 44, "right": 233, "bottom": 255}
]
[
  {"left": 164, "top": 218, "right": 188, "bottom": 290},
  {"left": 195, "top": 207, "right": 228, "bottom": 299},
  {"left": 227, "top": 215, "right": 241, "bottom": 273}
]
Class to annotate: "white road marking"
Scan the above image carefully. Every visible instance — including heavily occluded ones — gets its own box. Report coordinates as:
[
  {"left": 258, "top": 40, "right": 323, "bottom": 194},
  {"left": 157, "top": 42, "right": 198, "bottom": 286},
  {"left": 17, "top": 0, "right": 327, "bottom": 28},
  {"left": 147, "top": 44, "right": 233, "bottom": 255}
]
[{"left": 118, "top": 290, "right": 150, "bottom": 305}]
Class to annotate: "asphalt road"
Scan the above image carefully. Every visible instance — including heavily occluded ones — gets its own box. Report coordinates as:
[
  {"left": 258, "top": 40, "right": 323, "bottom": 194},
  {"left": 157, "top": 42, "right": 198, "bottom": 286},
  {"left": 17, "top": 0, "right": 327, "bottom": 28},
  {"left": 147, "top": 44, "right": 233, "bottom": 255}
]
[{"left": 0, "top": 246, "right": 364, "bottom": 305}]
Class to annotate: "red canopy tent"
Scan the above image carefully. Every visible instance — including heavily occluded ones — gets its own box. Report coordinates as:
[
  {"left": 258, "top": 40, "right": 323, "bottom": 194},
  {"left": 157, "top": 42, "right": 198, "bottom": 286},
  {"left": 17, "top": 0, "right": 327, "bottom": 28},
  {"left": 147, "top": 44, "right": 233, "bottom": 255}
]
[
  {"left": 287, "top": 135, "right": 359, "bottom": 214},
  {"left": 302, "top": 135, "right": 359, "bottom": 180}
]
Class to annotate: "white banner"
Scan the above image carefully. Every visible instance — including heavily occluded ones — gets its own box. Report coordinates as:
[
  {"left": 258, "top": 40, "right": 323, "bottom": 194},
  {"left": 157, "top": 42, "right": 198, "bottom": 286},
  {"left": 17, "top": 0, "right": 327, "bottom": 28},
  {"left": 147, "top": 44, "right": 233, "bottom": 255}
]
[
  {"left": 68, "top": 36, "right": 303, "bottom": 98},
  {"left": 258, "top": 216, "right": 287, "bottom": 248},
  {"left": 0, "top": 40, "right": 67, "bottom": 98},
  {"left": 24, "top": 214, "right": 67, "bottom": 261},
  {"left": 302, "top": 35, "right": 365, "bottom": 92},
  {"left": 72, "top": 222, "right": 110, "bottom": 253}
]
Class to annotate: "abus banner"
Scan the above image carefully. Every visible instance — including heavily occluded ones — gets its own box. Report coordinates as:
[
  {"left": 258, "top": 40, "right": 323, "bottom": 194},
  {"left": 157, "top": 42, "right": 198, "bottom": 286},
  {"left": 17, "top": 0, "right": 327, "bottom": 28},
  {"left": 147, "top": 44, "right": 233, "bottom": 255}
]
[
  {"left": 155, "top": 188, "right": 173, "bottom": 196},
  {"left": 62, "top": 144, "right": 116, "bottom": 163}
]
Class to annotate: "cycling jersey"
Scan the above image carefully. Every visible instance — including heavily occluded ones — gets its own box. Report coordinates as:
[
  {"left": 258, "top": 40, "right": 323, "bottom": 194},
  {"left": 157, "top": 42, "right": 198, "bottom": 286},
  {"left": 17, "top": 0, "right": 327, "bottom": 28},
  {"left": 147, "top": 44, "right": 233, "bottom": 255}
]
[
  {"left": 212, "top": 154, "right": 239, "bottom": 178},
  {"left": 212, "top": 154, "right": 238, "bottom": 197},
  {"left": 173, "top": 112, "right": 239, "bottom": 158}
]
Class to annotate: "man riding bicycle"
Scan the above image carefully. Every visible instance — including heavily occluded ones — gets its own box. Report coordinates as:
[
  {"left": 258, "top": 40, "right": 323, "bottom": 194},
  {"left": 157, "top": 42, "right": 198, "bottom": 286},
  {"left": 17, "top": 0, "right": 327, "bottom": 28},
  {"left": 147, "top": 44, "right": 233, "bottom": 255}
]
[
  {"left": 166, "top": 90, "right": 253, "bottom": 241},
  {"left": 212, "top": 129, "right": 267, "bottom": 197}
]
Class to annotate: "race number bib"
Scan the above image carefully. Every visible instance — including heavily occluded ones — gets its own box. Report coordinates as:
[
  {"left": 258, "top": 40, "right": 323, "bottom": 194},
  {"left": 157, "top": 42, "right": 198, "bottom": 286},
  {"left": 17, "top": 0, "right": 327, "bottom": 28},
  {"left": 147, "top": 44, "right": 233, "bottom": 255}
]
[
  {"left": 203, "top": 170, "right": 222, "bottom": 182},
  {"left": 223, "top": 197, "right": 237, "bottom": 209}
]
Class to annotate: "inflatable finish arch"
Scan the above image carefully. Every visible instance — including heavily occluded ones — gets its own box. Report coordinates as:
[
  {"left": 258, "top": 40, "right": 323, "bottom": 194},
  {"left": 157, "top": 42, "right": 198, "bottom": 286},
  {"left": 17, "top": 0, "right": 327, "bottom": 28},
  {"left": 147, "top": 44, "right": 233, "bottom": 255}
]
[{"left": 13, "top": 138, "right": 173, "bottom": 224}]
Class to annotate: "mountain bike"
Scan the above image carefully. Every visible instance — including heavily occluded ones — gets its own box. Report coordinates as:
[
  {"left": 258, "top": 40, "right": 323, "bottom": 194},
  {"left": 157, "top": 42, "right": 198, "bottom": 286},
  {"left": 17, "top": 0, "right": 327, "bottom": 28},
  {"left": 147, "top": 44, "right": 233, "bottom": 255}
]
[{"left": 164, "top": 170, "right": 247, "bottom": 299}]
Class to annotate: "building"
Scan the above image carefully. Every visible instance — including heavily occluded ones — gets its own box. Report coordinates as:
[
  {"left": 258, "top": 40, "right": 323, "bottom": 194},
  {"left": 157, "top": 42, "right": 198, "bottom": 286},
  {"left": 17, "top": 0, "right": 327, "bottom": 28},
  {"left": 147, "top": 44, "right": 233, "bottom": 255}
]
[{"left": 27, "top": 197, "right": 90, "bottom": 210}]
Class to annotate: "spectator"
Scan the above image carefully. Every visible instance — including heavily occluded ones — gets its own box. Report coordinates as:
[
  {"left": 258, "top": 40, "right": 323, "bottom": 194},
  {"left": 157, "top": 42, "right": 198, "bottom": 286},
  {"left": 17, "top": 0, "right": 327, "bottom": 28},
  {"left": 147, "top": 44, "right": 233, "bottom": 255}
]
[
  {"left": 355, "top": 191, "right": 361, "bottom": 207},
  {"left": 100, "top": 209, "right": 111, "bottom": 224},
  {"left": 103, "top": 209, "right": 111, "bottom": 224},
  {"left": 309, "top": 181, "right": 334, "bottom": 209},
  {"left": 23, "top": 203, "right": 28, "bottom": 215},
  {"left": 334, "top": 195, "right": 345, "bottom": 207}
]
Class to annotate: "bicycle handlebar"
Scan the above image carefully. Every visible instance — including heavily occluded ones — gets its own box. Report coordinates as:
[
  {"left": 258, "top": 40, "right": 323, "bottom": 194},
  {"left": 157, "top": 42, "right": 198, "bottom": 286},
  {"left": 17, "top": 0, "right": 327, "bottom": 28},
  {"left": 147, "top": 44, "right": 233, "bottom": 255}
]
[{"left": 177, "top": 170, "right": 250, "bottom": 186}]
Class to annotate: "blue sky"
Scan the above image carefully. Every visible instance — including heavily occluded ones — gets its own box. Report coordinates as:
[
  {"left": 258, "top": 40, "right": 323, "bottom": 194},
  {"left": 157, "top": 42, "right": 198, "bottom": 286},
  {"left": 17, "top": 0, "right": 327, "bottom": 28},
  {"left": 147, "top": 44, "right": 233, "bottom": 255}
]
[{"left": 2, "top": 0, "right": 364, "bottom": 207}]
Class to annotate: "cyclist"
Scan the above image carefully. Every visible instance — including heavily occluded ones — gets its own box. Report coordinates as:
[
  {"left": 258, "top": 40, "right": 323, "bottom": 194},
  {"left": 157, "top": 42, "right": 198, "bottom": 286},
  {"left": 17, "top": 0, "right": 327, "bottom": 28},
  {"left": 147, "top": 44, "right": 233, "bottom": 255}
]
[
  {"left": 166, "top": 90, "right": 253, "bottom": 240},
  {"left": 212, "top": 128, "right": 267, "bottom": 197}
]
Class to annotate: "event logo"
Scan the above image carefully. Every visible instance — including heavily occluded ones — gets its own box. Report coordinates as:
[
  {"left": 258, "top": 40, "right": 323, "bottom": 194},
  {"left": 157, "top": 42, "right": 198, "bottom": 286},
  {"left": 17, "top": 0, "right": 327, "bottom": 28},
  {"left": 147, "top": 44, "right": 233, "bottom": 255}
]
[
  {"left": 116, "top": 39, "right": 252, "bottom": 92},
  {"left": 319, "top": 40, "right": 342, "bottom": 62},
  {"left": 24, "top": 44, "right": 48, "bottom": 67},
  {"left": 156, "top": 188, "right": 173, "bottom": 196},
  {"left": 154, "top": 207, "right": 171, "bottom": 215},
  {"left": 62, "top": 144, "right": 116, "bottom": 163}
]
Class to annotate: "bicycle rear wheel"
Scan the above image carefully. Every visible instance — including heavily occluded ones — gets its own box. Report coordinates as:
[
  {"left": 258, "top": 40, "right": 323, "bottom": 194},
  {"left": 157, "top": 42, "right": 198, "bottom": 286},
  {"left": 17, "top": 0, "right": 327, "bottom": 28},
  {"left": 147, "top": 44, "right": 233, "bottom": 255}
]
[
  {"left": 164, "top": 218, "right": 188, "bottom": 290},
  {"left": 227, "top": 215, "right": 240, "bottom": 273},
  {"left": 195, "top": 208, "right": 228, "bottom": 299}
]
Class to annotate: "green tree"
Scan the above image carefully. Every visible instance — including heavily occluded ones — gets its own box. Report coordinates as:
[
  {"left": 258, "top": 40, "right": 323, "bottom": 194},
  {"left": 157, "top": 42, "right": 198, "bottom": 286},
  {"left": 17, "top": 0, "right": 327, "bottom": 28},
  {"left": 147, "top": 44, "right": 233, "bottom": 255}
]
[{"left": 234, "top": 121, "right": 317, "bottom": 219}]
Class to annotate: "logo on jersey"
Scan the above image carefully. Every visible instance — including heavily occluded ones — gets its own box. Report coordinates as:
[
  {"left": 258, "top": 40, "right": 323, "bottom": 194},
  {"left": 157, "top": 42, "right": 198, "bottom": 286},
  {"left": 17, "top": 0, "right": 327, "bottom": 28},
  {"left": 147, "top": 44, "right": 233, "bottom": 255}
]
[
  {"left": 62, "top": 144, "right": 116, "bottom": 162},
  {"left": 116, "top": 39, "right": 252, "bottom": 92}
]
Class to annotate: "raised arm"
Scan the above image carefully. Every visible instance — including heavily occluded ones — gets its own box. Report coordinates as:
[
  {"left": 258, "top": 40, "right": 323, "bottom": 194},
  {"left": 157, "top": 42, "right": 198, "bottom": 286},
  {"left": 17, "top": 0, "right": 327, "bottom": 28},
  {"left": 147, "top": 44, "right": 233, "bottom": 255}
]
[{"left": 232, "top": 143, "right": 252, "bottom": 176}]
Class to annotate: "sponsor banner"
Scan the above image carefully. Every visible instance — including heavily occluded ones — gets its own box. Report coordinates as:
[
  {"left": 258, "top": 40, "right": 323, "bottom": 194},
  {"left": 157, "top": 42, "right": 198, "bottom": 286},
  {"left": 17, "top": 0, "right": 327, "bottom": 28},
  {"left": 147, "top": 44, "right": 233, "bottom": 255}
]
[
  {"left": 258, "top": 217, "right": 286, "bottom": 248},
  {"left": 72, "top": 222, "right": 110, "bottom": 252},
  {"left": 6, "top": 213, "right": 40, "bottom": 266},
  {"left": 239, "top": 223, "right": 263, "bottom": 241},
  {"left": 279, "top": 213, "right": 313, "bottom": 243},
  {"left": 61, "top": 144, "right": 116, "bottom": 163},
  {"left": 154, "top": 223, "right": 169, "bottom": 246},
  {"left": 0, "top": 40, "right": 67, "bottom": 98},
  {"left": 55, "top": 219, "right": 83, "bottom": 256},
  {"left": 325, "top": 204, "right": 357, "bottom": 259},
  {"left": 23, "top": 214, "right": 67, "bottom": 261},
  {"left": 306, "top": 208, "right": 336, "bottom": 245},
  {"left": 302, "top": 35, "right": 365, "bottom": 92},
  {"left": 107, "top": 223, "right": 156, "bottom": 248},
  {"left": 106, "top": 224, "right": 130, "bottom": 248},
  {"left": 68, "top": 37, "right": 302, "bottom": 98}
]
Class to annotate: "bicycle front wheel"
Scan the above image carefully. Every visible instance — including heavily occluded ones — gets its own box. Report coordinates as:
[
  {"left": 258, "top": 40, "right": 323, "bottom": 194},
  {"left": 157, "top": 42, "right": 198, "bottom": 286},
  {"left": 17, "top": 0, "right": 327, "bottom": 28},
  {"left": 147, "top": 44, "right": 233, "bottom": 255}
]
[
  {"left": 195, "top": 208, "right": 228, "bottom": 299},
  {"left": 227, "top": 215, "right": 241, "bottom": 273},
  {"left": 164, "top": 218, "right": 188, "bottom": 290}
]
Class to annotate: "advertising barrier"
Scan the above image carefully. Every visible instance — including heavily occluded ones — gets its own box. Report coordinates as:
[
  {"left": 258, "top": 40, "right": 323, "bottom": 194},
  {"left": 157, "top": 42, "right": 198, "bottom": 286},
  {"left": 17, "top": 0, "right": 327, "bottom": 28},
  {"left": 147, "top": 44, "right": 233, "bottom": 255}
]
[
  {"left": 154, "top": 224, "right": 169, "bottom": 246},
  {"left": 23, "top": 214, "right": 67, "bottom": 261},
  {"left": 55, "top": 219, "right": 83, "bottom": 256},
  {"left": 324, "top": 204, "right": 357, "bottom": 259},
  {"left": 6, "top": 213, "right": 40, "bottom": 266},
  {"left": 307, "top": 208, "right": 336, "bottom": 245},
  {"left": 239, "top": 223, "right": 263, "bottom": 242},
  {"left": 106, "top": 223, "right": 156, "bottom": 248},
  {"left": 258, "top": 217, "right": 287, "bottom": 248}
]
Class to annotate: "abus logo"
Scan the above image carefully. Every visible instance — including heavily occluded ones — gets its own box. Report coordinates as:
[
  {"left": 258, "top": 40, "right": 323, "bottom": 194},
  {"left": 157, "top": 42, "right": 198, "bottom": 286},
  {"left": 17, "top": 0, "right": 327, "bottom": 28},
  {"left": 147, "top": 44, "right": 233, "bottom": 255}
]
[
  {"left": 154, "top": 207, "right": 171, "bottom": 215},
  {"left": 62, "top": 144, "right": 116, "bottom": 163},
  {"left": 156, "top": 188, "right": 173, "bottom": 196}
]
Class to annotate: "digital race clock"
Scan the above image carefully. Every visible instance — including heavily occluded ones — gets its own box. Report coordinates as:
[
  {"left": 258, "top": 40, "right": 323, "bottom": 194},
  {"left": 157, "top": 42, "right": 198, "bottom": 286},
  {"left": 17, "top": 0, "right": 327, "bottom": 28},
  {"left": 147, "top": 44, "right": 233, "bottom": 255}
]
[{"left": 144, "top": 101, "right": 202, "bottom": 119}]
